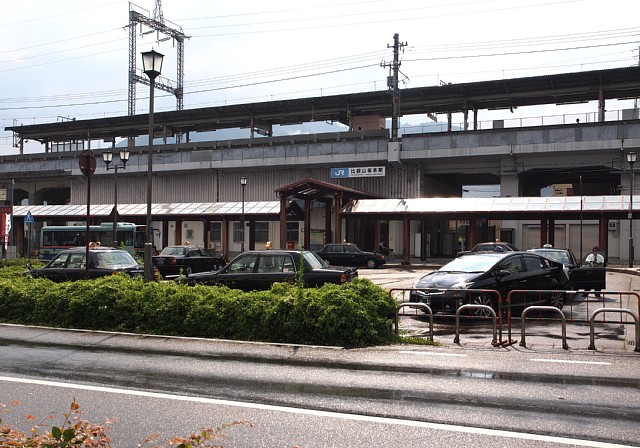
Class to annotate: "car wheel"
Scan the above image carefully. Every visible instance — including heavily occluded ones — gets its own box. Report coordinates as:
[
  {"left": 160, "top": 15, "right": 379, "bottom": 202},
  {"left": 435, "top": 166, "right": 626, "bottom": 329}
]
[
  {"left": 548, "top": 291, "right": 565, "bottom": 309},
  {"left": 470, "top": 293, "right": 495, "bottom": 317},
  {"left": 366, "top": 258, "right": 377, "bottom": 269}
]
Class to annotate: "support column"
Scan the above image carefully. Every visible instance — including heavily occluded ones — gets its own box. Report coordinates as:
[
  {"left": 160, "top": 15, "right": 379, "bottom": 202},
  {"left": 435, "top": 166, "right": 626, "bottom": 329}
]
[
  {"left": 304, "top": 199, "right": 311, "bottom": 249},
  {"left": 402, "top": 216, "right": 411, "bottom": 265},
  {"left": 334, "top": 193, "right": 343, "bottom": 243},
  {"left": 469, "top": 218, "right": 477, "bottom": 248},
  {"left": 175, "top": 219, "right": 182, "bottom": 244},
  {"left": 324, "top": 201, "right": 332, "bottom": 245},
  {"left": 222, "top": 218, "right": 229, "bottom": 260},
  {"left": 541, "top": 219, "right": 548, "bottom": 247},
  {"left": 599, "top": 216, "right": 608, "bottom": 254},
  {"left": 249, "top": 220, "right": 255, "bottom": 250},
  {"left": 548, "top": 219, "right": 555, "bottom": 247},
  {"left": 279, "top": 193, "right": 287, "bottom": 249},
  {"left": 598, "top": 84, "right": 605, "bottom": 122},
  {"left": 162, "top": 221, "right": 169, "bottom": 249}
]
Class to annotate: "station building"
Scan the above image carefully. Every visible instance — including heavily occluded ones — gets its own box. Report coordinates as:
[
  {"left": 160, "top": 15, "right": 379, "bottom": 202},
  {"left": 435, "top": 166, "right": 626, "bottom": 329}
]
[{"left": 3, "top": 66, "right": 640, "bottom": 263}]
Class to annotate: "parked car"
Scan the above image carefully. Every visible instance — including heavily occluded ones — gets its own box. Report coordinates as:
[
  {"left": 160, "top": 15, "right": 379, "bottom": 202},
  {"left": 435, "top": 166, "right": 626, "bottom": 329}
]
[
  {"left": 171, "top": 250, "right": 358, "bottom": 291},
  {"left": 409, "top": 251, "right": 570, "bottom": 315},
  {"left": 527, "top": 246, "right": 606, "bottom": 295},
  {"left": 153, "top": 245, "right": 226, "bottom": 277},
  {"left": 315, "top": 243, "right": 385, "bottom": 269},
  {"left": 457, "top": 241, "right": 519, "bottom": 257},
  {"left": 24, "top": 247, "right": 144, "bottom": 281}
]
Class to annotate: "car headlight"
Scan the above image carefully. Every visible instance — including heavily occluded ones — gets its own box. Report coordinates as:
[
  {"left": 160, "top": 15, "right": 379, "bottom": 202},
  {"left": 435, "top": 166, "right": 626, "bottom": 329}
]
[{"left": 451, "top": 281, "right": 472, "bottom": 289}]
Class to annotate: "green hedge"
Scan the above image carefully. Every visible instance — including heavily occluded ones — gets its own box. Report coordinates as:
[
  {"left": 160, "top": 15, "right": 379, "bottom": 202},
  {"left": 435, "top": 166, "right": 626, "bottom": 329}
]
[{"left": 0, "top": 271, "right": 398, "bottom": 347}]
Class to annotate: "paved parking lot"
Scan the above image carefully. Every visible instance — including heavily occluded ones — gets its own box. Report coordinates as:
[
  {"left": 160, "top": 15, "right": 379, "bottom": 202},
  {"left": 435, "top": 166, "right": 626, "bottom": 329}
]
[{"left": 358, "top": 263, "right": 639, "bottom": 353}]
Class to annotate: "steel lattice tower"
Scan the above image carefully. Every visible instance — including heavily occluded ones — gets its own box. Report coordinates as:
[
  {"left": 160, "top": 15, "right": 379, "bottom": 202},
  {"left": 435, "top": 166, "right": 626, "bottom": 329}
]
[{"left": 127, "top": 2, "right": 188, "bottom": 143}]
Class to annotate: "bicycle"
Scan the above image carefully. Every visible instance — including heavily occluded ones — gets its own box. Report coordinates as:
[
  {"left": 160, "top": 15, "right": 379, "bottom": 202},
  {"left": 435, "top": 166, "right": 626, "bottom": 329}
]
[
  {"left": 385, "top": 248, "right": 396, "bottom": 261},
  {"left": 379, "top": 246, "right": 395, "bottom": 261}
]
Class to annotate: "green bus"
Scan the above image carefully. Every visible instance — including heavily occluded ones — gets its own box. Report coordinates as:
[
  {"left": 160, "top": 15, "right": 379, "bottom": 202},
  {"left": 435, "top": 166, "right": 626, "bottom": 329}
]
[{"left": 40, "top": 222, "right": 150, "bottom": 259}]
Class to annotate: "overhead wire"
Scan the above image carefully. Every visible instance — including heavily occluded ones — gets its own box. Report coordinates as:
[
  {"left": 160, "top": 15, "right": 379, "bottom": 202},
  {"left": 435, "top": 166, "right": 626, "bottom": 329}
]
[{"left": 0, "top": 0, "right": 636, "bottom": 120}]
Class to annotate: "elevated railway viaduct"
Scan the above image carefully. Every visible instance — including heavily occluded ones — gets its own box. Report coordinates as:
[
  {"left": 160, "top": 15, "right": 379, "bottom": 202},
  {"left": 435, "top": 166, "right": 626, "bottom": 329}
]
[{"left": 3, "top": 66, "right": 640, "bottom": 262}]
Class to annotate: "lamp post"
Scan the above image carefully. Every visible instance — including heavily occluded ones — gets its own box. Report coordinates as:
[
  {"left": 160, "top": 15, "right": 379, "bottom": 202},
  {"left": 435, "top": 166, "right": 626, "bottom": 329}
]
[
  {"left": 627, "top": 151, "right": 637, "bottom": 268},
  {"left": 102, "top": 149, "right": 130, "bottom": 247},
  {"left": 240, "top": 176, "right": 247, "bottom": 253},
  {"left": 141, "top": 49, "right": 164, "bottom": 281}
]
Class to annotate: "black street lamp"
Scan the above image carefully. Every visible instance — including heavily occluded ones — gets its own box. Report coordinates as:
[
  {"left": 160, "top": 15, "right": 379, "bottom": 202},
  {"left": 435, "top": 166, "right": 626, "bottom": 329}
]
[
  {"left": 141, "top": 49, "right": 164, "bottom": 281},
  {"left": 102, "top": 149, "right": 130, "bottom": 247},
  {"left": 240, "top": 176, "right": 247, "bottom": 253},
  {"left": 627, "top": 151, "right": 637, "bottom": 268}
]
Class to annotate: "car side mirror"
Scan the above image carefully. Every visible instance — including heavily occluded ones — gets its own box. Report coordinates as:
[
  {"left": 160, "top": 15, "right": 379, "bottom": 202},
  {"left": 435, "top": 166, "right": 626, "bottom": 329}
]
[
  {"left": 26, "top": 261, "right": 32, "bottom": 270},
  {"left": 495, "top": 269, "right": 510, "bottom": 277}
]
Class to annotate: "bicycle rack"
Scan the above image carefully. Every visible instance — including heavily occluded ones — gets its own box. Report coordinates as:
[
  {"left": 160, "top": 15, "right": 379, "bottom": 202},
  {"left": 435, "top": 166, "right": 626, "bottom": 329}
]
[
  {"left": 395, "top": 303, "right": 433, "bottom": 342},
  {"left": 520, "top": 306, "right": 568, "bottom": 350},
  {"left": 454, "top": 304, "right": 498, "bottom": 346},
  {"left": 588, "top": 308, "right": 640, "bottom": 351}
]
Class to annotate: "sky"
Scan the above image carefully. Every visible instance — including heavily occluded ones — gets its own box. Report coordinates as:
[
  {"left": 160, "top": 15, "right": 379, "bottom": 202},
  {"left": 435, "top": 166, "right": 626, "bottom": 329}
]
[{"left": 1, "top": 0, "right": 639, "bottom": 155}]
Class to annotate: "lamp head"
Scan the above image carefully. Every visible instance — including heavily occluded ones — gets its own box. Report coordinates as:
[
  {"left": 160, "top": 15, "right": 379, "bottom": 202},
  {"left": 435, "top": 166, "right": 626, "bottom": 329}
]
[
  {"left": 102, "top": 151, "right": 113, "bottom": 166},
  {"left": 119, "top": 149, "right": 130, "bottom": 166},
  {"left": 627, "top": 151, "right": 637, "bottom": 167},
  {"left": 240, "top": 176, "right": 247, "bottom": 186},
  {"left": 141, "top": 49, "right": 164, "bottom": 80}
]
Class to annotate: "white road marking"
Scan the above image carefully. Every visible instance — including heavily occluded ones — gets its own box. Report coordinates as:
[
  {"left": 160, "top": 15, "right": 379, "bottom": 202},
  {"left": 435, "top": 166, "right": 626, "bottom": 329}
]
[
  {"left": 0, "top": 374, "right": 627, "bottom": 447},
  {"left": 399, "top": 350, "right": 467, "bottom": 358},
  {"left": 530, "top": 358, "right": 611, "bottom": 366}
]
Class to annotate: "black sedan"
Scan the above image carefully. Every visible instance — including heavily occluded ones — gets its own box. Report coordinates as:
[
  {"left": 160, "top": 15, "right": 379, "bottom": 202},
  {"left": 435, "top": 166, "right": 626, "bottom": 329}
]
[
  {"left": 457, "top": 241, "right": 519, "bottom": 257},
  {"left": 153, "top": 245, "right": 226, "bottom": 276},
  {"left": 315, "top": 243, "right": 385, "bottom": 269},
  {"left": 409, "top": 252, "right": 570, "bottom": 315},
  {"left": 24, "top": 247, "right": 144, "bottom": 281},
  {"left": 172, "top": 250, "right": 358, "bottom": 291},
  {"left": 527, "top": 247, "right": 606, "bottom": 295}
]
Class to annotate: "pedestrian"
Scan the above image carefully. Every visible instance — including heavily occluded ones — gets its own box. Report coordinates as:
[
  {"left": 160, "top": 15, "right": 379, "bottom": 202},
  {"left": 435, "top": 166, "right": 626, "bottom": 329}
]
[
  {"left": 585, "top": 245, "right": 605, "bottom": 266},
  {"left": 585, "top": 245, "right": 605, "bottom": 297}
]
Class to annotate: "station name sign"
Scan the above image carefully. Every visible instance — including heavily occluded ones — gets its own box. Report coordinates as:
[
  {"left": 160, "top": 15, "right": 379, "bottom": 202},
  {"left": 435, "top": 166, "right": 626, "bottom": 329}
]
[{"left": 330, "top": 166, "right": 386, "bottom": 178}]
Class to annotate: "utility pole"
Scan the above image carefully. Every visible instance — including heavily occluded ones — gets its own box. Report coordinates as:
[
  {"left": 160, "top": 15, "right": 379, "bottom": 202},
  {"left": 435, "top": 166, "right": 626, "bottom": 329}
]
[{"left": 381, "top": 33, "right": 407, "bottom": 142}]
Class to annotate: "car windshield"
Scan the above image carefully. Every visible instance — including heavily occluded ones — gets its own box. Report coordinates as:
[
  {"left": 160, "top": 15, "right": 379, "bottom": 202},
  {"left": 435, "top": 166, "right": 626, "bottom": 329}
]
[
  {"left": 439, "top": 254, "right": 501, "bottom": 273},
  {"left": 96, "top": 251, "right": 138, "bottom": 268},
  {"left": 536, "top": 251, "right": 571, "bottom": 265},
  {"left": 160, "top": 247, "right": 187, "bottom": 256}
]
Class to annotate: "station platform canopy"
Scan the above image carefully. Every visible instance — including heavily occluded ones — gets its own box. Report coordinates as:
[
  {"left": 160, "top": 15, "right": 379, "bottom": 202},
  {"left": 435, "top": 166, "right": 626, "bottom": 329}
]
[{"left": 11, "top": 195, "right": 636, "bottom": 221}]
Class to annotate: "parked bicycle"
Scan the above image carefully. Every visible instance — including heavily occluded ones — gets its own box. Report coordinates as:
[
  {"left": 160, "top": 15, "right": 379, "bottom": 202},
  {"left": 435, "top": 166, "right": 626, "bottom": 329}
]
[{"left": 377, "top": 242, "right": 396, "bottom": 261}]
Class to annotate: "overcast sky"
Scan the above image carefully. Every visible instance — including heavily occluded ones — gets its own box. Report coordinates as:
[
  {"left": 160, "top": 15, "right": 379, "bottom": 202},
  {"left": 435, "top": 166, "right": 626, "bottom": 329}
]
[{"left": 1, "top": 0, "right": 638, "bottom": 154}]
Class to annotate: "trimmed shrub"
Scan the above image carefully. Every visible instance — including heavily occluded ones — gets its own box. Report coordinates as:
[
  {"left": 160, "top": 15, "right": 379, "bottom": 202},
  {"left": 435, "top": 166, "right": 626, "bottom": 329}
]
[{"left": 0, "top": 270, "right": 397, "bottom": 347}]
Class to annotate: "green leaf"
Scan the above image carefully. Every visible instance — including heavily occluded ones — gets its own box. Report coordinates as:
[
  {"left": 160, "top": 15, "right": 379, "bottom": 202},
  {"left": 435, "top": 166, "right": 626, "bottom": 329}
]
[
  {"left": 52, "top": 425, "right": 62, "bottom": 439},
  {"left": 63, "top": 427, "right": 76, "bottom": 441}
]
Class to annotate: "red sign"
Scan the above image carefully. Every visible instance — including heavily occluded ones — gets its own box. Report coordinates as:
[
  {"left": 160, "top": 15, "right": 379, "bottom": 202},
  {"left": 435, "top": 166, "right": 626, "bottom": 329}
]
[{"left": 0, "top": 206, "right": 11, "bottom": 243}]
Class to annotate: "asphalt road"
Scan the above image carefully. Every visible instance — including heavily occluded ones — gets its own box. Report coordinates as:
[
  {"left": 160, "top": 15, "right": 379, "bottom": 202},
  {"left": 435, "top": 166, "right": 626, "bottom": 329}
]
[
  {"left": 0, "top": 325, "right": 639, "bottom": 447},
  {"left": 0, "top": 269, "right": 638, "bottom": 447}
]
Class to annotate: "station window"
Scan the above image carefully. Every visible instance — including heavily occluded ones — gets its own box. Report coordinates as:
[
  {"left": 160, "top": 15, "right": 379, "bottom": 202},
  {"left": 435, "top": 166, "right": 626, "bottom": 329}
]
[
  {"left": 255, "top": 222, "right": 269, "bottom": 242},
  {"left": 210, "top": 222, "right": 222, "bottom": 244},
  {"left": 286, "top": 222, "right": 299, "bottom": 242},
  {"left": 233, "top": 222, "right": 242, "bottom": 242}
]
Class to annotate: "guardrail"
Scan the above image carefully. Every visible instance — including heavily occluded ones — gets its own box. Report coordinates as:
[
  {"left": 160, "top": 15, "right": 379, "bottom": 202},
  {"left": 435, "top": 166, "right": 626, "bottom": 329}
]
[
  {"left": 395, "top": 303, "right": 433, "bottom": 341},
  {"left": 391, "top": 288, "right": 507, "bottom": 345},
  {"left": 453, "top": 304, "right": 498, "bottom": 346},
  {"left": 520, "top": 306, "right": 568, "bottom": 350},
  {"left": 392, "top": 287, "right": 639, "bottom": 352},
  {"left": 588, "top": 308, "right": 640, "bottom": 352}
]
